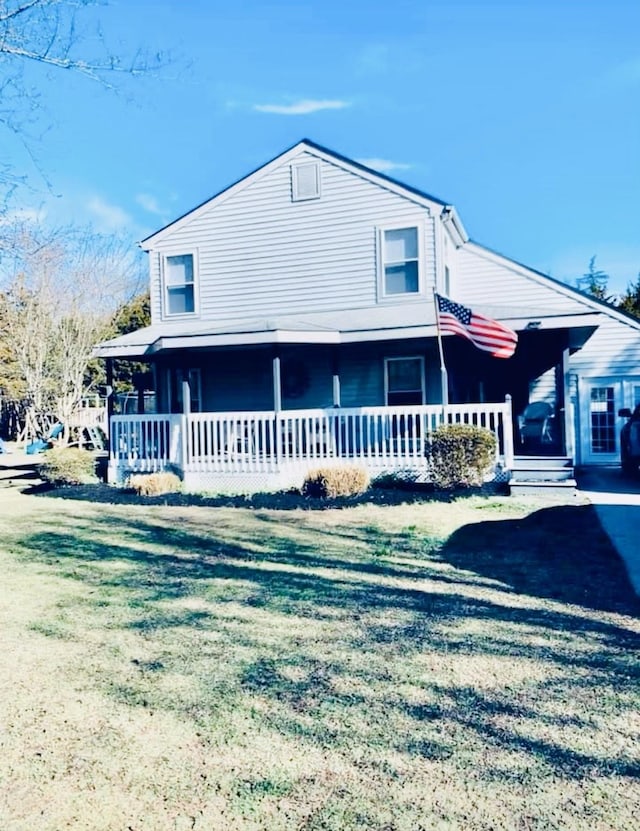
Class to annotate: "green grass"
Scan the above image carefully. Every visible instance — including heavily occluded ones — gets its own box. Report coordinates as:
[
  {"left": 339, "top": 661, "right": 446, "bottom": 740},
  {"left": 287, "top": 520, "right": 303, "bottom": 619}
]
[{"left": 0, "top": 487, "right": 638, "bottom": 830}]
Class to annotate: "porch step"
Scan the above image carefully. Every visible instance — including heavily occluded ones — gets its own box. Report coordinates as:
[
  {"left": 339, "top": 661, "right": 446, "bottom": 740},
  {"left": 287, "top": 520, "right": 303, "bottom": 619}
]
[
  {"left": 509, "top": 478, "right": 577, "bottom": 497},
  {"left": 509, "top": 456, "right": 576, "bottom": 497},
  {"left": 510, "top": 466, "right": 574, "bottom": 482},
  {"left": 513, "top": 455, "right": 573, "bottom": 470}
]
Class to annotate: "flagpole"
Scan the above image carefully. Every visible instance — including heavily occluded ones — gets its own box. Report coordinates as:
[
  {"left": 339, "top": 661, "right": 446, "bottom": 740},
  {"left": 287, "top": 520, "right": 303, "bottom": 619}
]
[{"left": 433, "top": 289, "right": 449, "bottom": 408}]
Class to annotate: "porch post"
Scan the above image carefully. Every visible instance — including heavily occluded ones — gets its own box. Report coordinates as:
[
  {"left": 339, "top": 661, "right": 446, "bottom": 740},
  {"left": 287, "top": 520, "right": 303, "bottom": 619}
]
[
  {"left": 331, "top": 346, "right": 341, "bottom": 407},
  {"left": 272, "top": 349, "right": 282, "bottom": 412},
  {"left": 181, "top": 379, "right": 191, "bottom": 415},
  {"left": 106, "top": 358, "right": 115, "bottom": 425},
  {"left": 504, "top": 394, "right": 515, "bottom": 470},
  {"left": 561, "top": 347, "right": 575, "bottom": 461},
  {"left": 104, "top": 359, "right": 115, "bottom": 481}
]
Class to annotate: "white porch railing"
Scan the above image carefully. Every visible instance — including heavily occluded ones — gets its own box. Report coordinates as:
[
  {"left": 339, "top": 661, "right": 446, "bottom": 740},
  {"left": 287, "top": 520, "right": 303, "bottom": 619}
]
[
  {"left": 109, "top": 413, "right": 186, "bottom": 474},
  {"left": 109, "top": 399, "right": 514, "bottom": 480}
]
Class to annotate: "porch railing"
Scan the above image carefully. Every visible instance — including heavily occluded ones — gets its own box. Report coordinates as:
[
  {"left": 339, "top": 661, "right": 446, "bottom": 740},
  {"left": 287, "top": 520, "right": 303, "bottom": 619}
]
[
  {"left": 109, "top": 413, "right": 186, "bottom": 474},
  {"left": 109, "top": 399, "right": 514, "bottom": 478}
]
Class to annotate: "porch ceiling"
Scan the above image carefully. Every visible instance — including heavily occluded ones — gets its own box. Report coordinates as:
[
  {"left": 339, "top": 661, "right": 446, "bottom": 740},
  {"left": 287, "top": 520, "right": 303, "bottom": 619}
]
[{"left": 94, "top": 304, "right": 602, "bottom": 359}]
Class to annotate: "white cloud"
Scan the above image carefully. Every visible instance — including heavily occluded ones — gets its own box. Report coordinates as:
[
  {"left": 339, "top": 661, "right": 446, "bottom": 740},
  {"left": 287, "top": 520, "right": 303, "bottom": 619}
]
[
  {"left": 356, "top": 157, "right": 412, "bottom": 173},
  {"left": 86, "top": 196, "right": 131, "bottom": 231},
  {"left": 135, "top": 193, "right": 165, "bottom": 216},
  {"left": 253, "top": 99, "right": 350, "bottom": 115}
]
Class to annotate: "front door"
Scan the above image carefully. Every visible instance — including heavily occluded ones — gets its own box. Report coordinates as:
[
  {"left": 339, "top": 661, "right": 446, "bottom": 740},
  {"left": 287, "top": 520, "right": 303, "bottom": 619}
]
[{"left": 579, "top": 377, "right": 640, "bottom": 464}]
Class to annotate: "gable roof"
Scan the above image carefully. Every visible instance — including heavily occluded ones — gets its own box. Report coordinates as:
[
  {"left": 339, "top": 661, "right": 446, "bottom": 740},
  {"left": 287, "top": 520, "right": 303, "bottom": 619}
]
[
  {"left": 140, "top": 139, "right": 467, "bottom": 249},
  {"left": 467, "top": 240, "right": 640, "bottom": 332}
]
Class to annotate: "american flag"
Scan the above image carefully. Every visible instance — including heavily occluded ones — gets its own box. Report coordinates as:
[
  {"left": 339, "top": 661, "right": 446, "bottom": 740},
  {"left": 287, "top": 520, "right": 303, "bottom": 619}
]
[{"left": 436, "top": 294, "right": 518, "bottom": 359}]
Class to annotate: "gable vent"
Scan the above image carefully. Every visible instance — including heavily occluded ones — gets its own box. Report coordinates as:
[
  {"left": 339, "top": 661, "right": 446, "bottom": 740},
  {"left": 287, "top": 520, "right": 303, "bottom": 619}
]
[{"left": 291, "top": 161, "right": 321, "bottom": 202}]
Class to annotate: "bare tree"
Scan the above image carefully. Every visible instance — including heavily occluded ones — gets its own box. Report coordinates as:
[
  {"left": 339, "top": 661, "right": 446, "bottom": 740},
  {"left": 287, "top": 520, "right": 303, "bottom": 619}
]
[
  {"left": 0, "top": 0, "right": 165, "bottom": 198},
  {"left": 0, "top": 219, "right": 144, "bottom": 439}
]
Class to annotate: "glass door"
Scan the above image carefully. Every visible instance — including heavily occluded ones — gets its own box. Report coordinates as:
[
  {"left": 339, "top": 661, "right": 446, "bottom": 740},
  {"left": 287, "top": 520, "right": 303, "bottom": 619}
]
[{"left": 588, "top": 386, "right": 617, "bottom": 456}]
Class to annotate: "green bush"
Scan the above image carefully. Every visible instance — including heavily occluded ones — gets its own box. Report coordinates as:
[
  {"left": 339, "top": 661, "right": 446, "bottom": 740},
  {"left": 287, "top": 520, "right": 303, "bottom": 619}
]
[
  {"left": 126, "top": 472, "right": 182, "bottom": 496},
  {"left": 302, "top": 465, "right": 370, "bottom": 498},
  {"left": 39, "top": 447, "right": 98, "bottom": 486},
  {"left": 426, "top": 424, "right": 497, "bottom": 489},
  {"left": 371, "top": 470, "right": 421, "bottom": 490}
]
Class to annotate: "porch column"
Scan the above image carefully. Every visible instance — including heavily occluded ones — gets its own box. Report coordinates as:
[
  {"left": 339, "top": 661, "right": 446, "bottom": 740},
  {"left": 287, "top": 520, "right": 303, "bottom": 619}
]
[
  {"left": 331, "top": 346, "right": 341, "bottom": 407},
  {"left": 562, "top": 347, "right": 575, "bottom": 460},
  {"left": 179, "top": 378, "right": 191, "bottom": 474},
  {"left": 272, "top": 348, "right": 282, "bottom": 412},
  {"left": 105, "top": 359, "right": 114, "bottom": 442},
  {"left": 182, "top": 379, "right": 191, "bottom": 415}
]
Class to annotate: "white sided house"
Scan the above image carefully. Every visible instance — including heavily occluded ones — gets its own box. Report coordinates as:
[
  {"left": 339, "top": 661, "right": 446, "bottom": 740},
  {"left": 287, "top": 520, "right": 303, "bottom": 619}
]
[{"left": 97, "top": 139, "right": 640, "bottom": 493}]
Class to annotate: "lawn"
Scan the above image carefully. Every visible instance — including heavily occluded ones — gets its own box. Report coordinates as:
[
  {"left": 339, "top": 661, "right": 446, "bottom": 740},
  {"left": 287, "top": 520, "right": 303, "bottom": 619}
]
[{"left": 0, "top": 485, "right": 638, "bottom": 830}]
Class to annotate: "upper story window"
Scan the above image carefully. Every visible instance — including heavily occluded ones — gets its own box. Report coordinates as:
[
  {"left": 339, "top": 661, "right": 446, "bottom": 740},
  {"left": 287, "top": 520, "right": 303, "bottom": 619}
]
[
  {"left": 381, "top": 226, "right": 420, "bottom": 297},
  {"left": 164, "top": 253, "right": 196, "bottom": 316},
  {"left": 291, "top": 161, "right": 321, "bottom": 201}
]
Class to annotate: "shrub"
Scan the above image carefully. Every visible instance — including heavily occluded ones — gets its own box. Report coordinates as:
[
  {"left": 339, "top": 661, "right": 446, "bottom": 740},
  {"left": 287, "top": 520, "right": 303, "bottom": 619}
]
[
  {"left": 39, "top": 447, "right": 98, "bottom": 486},
  {"left": 127, "top": 471, "right": 182, "bottom": 496},
  {"left": 371, "top": 469, "right": 422, "bottom": 490},
  {"left": 426, "top": 424, "right": 497, "bottom": 489},
  {"left": 302, "top": 465, "right": 370, "bottom": 498}
]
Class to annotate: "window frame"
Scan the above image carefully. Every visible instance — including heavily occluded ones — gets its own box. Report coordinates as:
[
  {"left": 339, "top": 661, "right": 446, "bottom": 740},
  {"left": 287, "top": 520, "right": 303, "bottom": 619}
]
[
  {"left": 378, "top": 223, "right": 424, "bottom": 301},
  {"left": 161, "top": 250, "right": 199, "bottom": 319},
  {"left": 384, "top": 356, "right": 426, "bottom": 406}
]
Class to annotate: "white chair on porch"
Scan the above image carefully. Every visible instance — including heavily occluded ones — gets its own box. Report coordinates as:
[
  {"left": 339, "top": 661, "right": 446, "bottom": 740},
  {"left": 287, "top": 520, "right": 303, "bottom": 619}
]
[
  {"left": 518, "top": 401, "right": 554, "bottom": 446},
  {"left": 224, "top": 420, "right": 256, "bottom": 459}
]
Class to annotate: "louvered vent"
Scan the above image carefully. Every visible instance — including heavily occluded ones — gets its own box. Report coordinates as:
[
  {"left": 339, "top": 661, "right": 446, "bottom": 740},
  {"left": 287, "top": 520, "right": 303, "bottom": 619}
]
[{"left": 291, "top": 162, "right": 321, "bottom": 201}]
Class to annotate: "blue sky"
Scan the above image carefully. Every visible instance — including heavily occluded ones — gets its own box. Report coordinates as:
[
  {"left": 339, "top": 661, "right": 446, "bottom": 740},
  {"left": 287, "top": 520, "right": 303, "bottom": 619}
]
[{"left": 4, "top": 0, "right": 640, "bottom": 295}]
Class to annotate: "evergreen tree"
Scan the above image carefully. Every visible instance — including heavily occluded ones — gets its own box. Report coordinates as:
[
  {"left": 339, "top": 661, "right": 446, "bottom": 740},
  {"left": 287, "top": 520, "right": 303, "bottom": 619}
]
[
  {"left": 617, "top": 274, "right": 640, "bottom": 320},
  {"left": 109, "top": 291, "right": 151, "bottom": 394},
  {"left": 576, "top": 256, "right": 612, "bottom": 302}
]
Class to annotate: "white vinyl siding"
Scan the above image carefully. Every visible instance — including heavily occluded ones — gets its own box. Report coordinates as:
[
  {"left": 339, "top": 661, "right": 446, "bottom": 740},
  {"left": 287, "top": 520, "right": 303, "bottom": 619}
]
[
  {"left": 148, "top": 151, "right": 437, "bottom": 324},
  {"left": 529, "top": 367, "right": 557, "bottom": 406},
  {"left": 569, "top": 315, "right": 640, "bottom": 377},
  {"left": 456, "top": 245, "right": 589, "bottom": 314}
]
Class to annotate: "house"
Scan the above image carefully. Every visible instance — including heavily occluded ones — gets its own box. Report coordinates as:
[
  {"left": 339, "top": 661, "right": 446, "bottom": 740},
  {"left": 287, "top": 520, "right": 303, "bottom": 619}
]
[{"left": 96, "top": 139, "right": 640, "bottom": 492}]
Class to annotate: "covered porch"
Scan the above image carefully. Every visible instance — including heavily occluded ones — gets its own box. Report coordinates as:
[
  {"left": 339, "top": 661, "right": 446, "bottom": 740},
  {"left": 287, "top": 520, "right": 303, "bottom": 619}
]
[
  {"left": 108, "top": 400, "right": 514, "bottom": 493},
  {"left": 97, "top": 302, "right": 601, "bottom": 492}
]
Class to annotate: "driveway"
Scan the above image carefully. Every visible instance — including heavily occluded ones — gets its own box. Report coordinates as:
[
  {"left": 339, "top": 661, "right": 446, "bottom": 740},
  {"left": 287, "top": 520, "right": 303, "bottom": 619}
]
[{"left": 577, "top": 466, "right": 640, "bottom": 595}]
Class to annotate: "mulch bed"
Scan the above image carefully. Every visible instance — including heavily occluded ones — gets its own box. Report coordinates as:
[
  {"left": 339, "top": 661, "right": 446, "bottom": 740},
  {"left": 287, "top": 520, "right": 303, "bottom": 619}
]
[{"left": 23, "top": 480, "right": 508, "bottom": 511}]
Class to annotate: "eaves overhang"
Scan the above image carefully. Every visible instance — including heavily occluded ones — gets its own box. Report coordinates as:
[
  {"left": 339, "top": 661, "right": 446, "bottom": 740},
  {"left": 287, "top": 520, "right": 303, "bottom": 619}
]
[
  {"left": 94, "top": 309, "right": 602, "bottom": 361},
  {"left": 150, "top": 328, "right": 341, "bottom": 352}
]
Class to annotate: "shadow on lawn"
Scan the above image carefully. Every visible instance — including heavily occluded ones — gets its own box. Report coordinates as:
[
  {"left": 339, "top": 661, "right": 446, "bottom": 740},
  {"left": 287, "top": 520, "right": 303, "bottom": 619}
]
[
  {"left": 12, "top": 499, "right": 640, "bottom": 781},
  {"left": 440, "top": 503, "right": 639, "bottom": 616}
]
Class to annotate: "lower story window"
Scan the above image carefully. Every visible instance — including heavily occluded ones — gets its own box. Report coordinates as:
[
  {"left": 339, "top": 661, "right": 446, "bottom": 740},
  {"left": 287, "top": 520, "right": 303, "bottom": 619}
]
[{"left": 385, "top": 357, "right": 425, "bottom": 406}]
